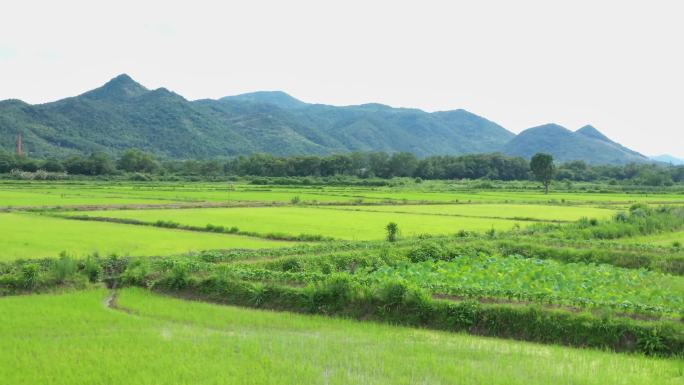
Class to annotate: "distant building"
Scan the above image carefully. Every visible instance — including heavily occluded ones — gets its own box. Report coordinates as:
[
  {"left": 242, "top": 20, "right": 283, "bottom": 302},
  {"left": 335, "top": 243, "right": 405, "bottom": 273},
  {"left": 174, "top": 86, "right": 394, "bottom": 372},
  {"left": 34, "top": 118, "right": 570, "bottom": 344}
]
[{"left": 16, "top": 133, "right": 23, "bottom": 156}]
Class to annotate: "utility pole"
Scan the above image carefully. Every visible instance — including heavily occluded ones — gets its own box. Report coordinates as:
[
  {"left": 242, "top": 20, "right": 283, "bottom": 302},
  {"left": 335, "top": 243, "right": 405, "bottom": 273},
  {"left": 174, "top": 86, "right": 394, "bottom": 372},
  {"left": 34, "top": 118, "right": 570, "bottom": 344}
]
[{"left": 16, "top": 132, "right": 24, "bottom": 157}]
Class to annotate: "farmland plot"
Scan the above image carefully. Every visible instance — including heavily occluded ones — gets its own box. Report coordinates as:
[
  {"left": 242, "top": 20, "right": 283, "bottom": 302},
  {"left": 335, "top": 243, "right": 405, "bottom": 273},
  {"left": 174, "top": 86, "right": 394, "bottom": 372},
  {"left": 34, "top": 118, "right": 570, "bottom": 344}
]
[
  {"left": 0, "top": 289, "right": 680, "bottom": 385},
  {"left": 0, "top": 213, "right": 288, "bottom": 260},
  {"left": 63, "top": 206, "right": 531, "bottom": 240}
]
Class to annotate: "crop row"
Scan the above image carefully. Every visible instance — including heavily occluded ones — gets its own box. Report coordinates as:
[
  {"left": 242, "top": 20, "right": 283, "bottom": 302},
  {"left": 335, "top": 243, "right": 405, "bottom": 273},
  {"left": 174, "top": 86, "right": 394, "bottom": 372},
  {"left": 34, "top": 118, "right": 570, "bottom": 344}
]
[{"left": 363, "top": 256, "right": 683, "bottom": 317}]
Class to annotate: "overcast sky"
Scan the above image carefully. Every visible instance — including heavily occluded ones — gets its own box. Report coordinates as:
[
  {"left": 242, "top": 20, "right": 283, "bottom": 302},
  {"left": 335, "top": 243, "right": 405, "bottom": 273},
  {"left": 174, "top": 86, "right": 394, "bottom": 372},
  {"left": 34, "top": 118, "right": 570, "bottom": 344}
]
[{"left": 1, "top": 0, "right": 682, "bottom": 157}]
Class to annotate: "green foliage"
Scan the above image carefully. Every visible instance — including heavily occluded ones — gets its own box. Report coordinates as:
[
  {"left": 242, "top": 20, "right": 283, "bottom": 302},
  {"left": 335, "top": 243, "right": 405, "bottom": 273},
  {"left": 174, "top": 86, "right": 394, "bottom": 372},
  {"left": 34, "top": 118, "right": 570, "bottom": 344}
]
[
  {"left": 81, "top": 255, "right": 103, "bottom": 283},
  {"left": 166, "top": 263, "right": 190, "bottom": 290},
  {"left": 530, "top": 153, "right": 555, "bottom": 194},
  {"left": 554, "top": 206, "right": 684, "bottom": 241},
  {"left": 408, "top": 242, "right": 447, "bottom": 263},
  {"left": 442, "top": 300, "right": 482, "bottom": 329},
  {"left": 386, "top": 222, "right": 398, "bottom": 242},
  {"left": 305, "top": 274, "right": 359, "bottom": 314},
  {"left": 367, "top": 256, "right": 684, "bottom": 316},
  {"left": 155, "top": 220, "right": 180, "bottom": 228},
  {"left": 21, "top": 263, "right": 40, "bottom": 289},
  {"left": 52, "top": 252, "right": 77, "bottom": 283},
  {"left": 117, "top": 149, "right": 159, "bottom": 173}
]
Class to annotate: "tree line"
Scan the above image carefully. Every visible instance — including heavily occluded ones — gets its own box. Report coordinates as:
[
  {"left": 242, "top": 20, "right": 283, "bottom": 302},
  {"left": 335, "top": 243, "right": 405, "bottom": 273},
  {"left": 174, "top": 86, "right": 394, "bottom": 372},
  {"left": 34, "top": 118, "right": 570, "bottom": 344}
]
[{"left": 1, "top": 149, "right": 682, "bottom": 185}]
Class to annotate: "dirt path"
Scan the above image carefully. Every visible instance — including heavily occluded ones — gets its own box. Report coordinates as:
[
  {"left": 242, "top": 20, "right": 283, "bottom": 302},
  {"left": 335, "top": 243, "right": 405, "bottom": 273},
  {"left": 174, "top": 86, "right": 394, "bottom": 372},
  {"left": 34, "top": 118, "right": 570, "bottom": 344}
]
[{"left": 104, "top": 290, "right": 138, "bottom": 315}]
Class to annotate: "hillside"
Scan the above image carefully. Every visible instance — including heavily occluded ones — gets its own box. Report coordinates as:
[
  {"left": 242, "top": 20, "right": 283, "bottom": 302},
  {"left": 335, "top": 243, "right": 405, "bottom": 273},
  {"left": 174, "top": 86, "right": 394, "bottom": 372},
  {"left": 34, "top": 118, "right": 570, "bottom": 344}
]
[
  {"left": 0, "top": 74, "right": 651, "bottom": 164},
  {"left": 503, "top": 124, "right": 649, "bottom": 164},
  {"left": 0, "top": 74, "right": 514, "bottom": 158}
]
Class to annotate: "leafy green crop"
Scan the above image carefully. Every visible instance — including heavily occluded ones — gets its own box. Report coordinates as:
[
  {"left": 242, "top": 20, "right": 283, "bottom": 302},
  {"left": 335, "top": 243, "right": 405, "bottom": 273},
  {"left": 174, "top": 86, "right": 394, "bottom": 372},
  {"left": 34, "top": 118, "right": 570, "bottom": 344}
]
[{"left": 365, "top": 255, "right": 684, "bottom": 316}]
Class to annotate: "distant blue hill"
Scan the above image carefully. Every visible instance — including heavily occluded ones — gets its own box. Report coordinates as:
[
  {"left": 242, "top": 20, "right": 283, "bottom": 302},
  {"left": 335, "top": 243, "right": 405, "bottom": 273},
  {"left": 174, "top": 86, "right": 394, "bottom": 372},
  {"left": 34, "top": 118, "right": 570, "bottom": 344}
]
[
  {"left": 651, "top": 154, "right": 684, "bottom": 165},
  {"left": 502, "top": 124, "right": 649, "bottom": 165}
]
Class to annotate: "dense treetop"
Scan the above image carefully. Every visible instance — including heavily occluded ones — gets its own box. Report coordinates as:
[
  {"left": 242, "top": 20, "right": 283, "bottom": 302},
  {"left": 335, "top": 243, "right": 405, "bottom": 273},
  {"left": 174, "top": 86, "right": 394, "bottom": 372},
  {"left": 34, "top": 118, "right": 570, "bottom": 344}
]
[{"left": 1, "top": 149, "right": 682, "bottom": 186}]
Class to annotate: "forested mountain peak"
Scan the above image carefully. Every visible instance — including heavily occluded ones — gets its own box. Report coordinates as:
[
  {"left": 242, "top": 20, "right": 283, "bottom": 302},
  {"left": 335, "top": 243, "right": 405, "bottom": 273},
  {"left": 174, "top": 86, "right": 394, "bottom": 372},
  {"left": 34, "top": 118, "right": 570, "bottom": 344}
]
[
  {"left": 80, "top": 74, "right": 149, "bottom": 101},
  {"left": 576, "top": 125, "right": 611, "bottom": 142},
  {"left": 220, "top": 91, "right": 308, "bottom": 109},
  {"left": 503, "top": 123, "right": 648, "bottom": 164},
  {"left": 0, "top": 74, "right": 649, "bottom": 164}
]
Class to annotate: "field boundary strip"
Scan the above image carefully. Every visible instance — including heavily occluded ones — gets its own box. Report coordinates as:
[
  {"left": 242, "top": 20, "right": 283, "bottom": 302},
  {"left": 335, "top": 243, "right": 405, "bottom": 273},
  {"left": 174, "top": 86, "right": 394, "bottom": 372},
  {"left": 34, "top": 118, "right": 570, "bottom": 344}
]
[
  {"left": 50, "top": 214, "right": 333, "bottom": 242},
  {"left": 309, "top": 205, "right": 573, "bottom": 223}
]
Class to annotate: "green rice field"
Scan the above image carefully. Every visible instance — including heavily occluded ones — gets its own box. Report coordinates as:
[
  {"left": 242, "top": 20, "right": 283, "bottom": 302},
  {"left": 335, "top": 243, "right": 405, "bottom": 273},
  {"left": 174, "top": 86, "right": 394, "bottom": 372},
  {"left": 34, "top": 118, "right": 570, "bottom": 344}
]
[
  {"left": 1, "top": 180, "right": 683, "bottom": 384},
  {"left": 1, "top": 288, "right": 681, "bottom": 385},
  {"left": 2, "top": 181, "right": 684, "bottom": 208},
  {"left": 0, "top": 213, "right": 287, "bottom": 260},
  {"left": 326, "top": 203, "right": 617, "bottom": 221},
  {"left": 64, "top": 206, "right": 531, "bottom": 240}
]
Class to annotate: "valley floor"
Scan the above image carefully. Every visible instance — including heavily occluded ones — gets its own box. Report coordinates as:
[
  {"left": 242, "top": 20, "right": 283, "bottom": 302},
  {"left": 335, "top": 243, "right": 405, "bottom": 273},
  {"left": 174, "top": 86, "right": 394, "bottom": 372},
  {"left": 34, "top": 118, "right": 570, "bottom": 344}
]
[{"left": 1, "top": 180, "right": 683, "bottom": 384}]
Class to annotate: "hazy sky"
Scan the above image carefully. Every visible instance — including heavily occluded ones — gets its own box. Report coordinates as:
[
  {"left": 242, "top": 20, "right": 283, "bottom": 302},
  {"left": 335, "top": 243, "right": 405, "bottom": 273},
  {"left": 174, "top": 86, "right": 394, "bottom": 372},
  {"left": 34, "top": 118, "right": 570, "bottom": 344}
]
[{"left": 1, "top": 0, "right": 682, "bottom": 157}]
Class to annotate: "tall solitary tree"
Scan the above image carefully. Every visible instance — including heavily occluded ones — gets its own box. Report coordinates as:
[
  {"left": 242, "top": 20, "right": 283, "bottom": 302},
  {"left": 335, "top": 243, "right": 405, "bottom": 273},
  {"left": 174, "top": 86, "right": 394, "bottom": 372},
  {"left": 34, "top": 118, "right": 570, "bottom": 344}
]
[{"left": 530, "top": 153, "right": 555, "bottom": 194}]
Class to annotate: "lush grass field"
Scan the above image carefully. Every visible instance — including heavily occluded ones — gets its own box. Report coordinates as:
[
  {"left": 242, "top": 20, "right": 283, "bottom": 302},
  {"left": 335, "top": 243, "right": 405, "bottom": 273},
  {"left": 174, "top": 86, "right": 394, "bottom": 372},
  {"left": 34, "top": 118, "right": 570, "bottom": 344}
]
[
  {"left": 0, "top": 213, "right": 288, "bottom": 260},
  {"left": 2, "top": 181, "right": 684, "bottom": 208},
  {"left": 65, "top": 206, "right": 530, "bottom": 240},
  {"left": 332, "top": 189, "right": 684, "bottom": 205},
  {"left": 0, "top": 288, "right": 680, "bottom": 385},
  {"left": 0, "top": 182, "right": 377, "bottom": 206},
  {"left": 325, "top": 203, "right": 617, "bottom": 221},
  {"left": 0, "top": 189, "right": 173, "bottom": 207},
  {"left": 2, "top": 181, "right": 684, "bottom": 384}
]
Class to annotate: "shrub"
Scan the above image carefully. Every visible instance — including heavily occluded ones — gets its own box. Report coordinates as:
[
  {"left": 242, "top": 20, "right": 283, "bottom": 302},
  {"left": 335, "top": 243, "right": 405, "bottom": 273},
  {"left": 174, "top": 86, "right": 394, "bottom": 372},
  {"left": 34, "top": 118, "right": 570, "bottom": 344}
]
[
  {"left": 386, "top": 222, "right": 399, "bottom": 242},
  {"left": 280, "top": 258, "right": 302, "bottom": 272},
  {"left": 443, "top": 300, "right": 481, "bottom": 329},
  {"left": 637, "top": 327, "right": 667, "bottom": 356},
  {"left": 375, "top": 280, "right": 410, "bottom": 311},
  {"left": 305, "top": 274, "right": 358, "bottom": 314},
  {"left": 408, "top": 242, "right": 446, "bottom": 263},
  {"left": 456, "top": 229, "right": 470, "bottom": 238},
  {"left": 120, "top": 260, "right": 151, "bottom": 286},
  {"left": 82, "top": 255, "right": 103, "bottom": 283},
  {"left": 374, "top": 280, "right": 432, "bottom": 323},
  {"left": 614, "top": 212, "right": 629, "bottom": 222},
  {"left": 52, "top": 253, "right": 77, "bottom": 283},
  {"left": 155, "top": 220, "right": 179, "bottom": 228},
  {"left": 167, "top": 263, "right": 190, "bottom": 290},
  {"left": 101, "top": 255, "right": 129, "bottom": 288},
  {"left": 205, "top": 223, "right": 227, "bottom": 233},
  {"left": 21, "top": 263, "right": 40, "bottom": 289}
]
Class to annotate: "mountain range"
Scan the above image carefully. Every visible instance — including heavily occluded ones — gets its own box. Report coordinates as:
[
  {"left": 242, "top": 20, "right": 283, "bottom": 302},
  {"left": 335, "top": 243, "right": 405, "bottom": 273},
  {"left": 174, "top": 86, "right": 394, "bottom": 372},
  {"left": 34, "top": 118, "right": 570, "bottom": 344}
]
[{"left": 0, "top": 74, "right": 650, "bottom": 164}]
